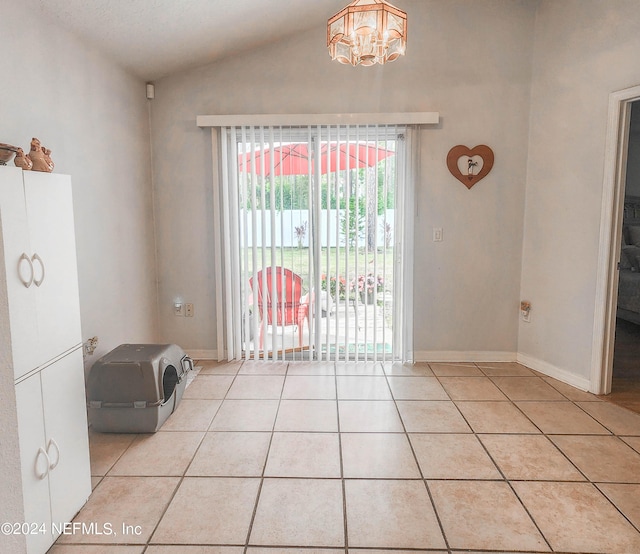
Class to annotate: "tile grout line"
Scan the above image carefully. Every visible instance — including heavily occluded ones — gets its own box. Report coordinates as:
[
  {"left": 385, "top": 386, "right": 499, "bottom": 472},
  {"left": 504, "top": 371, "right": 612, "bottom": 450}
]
[
  {"left": 435, "top": 362, "right": 554, "bottom": 552},
  {"left": 474, "top": 362, "right": 640, "bottom": 550},
  {"left": 333, "top": 361, "right": 350, "bottom": 554},
  {"left": 593, "top": 481, "right": 640, "bottom": 535},
  {"left": 242, "top": 360, "right": 289, "bottom": 552},
  {"left": 470, "top": 364, "right": 588, "bottom": 486},
  {"left": 382, "top": 360, "right": 452, "bottom": 552},
  {"left": 555, "top": 385, "right": 640, "bottom": 535},
  {"left": 471, "top": 363, "right": 574, "bottom": 552},
  {"left": 143, "top": 360, "right": 241, "bottom": 550}
]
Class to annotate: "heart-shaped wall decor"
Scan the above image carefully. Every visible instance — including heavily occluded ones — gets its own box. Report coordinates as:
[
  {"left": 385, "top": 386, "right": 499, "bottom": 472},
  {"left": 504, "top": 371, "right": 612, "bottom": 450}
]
[{"left": 446, "top": 145, "right": 494, "bottom": 189}]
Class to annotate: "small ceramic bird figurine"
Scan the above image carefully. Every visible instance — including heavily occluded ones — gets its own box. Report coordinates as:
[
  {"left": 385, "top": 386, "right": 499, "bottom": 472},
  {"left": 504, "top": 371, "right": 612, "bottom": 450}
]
[
  {"left": 14, "top": 148, "right": 33, "bottom": 170},
  {"left": 28, "top": 137, "right": 53, "bottom": 172},
  {"left": 42, "top": 147, "right": 54, "bottom": 172}
]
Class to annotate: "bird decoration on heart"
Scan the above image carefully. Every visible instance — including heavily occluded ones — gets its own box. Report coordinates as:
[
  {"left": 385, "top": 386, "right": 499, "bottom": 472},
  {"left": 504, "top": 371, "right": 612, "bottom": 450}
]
[{"left": 446, "top": 145, "right": 494, "bottom": 189}]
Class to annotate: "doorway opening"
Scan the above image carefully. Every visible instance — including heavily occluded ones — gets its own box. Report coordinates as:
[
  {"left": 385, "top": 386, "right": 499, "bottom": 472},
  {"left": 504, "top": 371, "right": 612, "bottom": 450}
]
[
  {"left": 608, "top": 100, "right": 640, "bottom": 413},
  {"left": 594, "top": 85, "right": 640, "bottom": 411}
]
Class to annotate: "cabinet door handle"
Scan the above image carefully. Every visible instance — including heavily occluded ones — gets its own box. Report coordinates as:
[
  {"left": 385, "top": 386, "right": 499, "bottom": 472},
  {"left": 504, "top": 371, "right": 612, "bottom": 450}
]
[
  {"left": 18, "top": 253, "right": 34, "bottom": 288},
  {"left": 32, "top": 253, "right": 45, "bottom": 287},
  {"left": 35, "top": 447, "right": 50, "bottom": 480},
  {"left": 46, "top": 438, "right": 60, "bottom": 470}
]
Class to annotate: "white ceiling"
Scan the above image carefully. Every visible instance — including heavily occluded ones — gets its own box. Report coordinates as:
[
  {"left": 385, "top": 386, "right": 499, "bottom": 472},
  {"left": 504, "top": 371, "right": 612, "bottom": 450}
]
[{"left": 28, "top": 0, "right": 348, "bottom": 81}]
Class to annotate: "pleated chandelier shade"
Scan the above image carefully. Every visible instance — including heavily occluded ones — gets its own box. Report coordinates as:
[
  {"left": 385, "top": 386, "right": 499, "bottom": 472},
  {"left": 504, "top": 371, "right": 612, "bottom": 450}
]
[{"left": 327, "top": 0, "right": 407, "bottom": 66}]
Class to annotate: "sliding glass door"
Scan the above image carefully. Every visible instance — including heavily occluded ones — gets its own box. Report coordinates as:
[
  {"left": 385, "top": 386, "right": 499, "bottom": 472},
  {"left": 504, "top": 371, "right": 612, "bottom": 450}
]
[{"left": 218, "top": 124, "right": 408, "bottom": 361}]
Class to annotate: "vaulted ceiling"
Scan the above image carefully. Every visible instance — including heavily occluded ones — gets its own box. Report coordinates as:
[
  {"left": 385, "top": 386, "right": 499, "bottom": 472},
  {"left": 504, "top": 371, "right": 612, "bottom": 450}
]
[{"left": 27, "top": 0, "right": 348, "bottom": 81}]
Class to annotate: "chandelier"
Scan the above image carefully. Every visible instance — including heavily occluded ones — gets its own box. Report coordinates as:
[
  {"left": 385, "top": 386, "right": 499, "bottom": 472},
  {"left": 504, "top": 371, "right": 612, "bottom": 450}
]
[{"left": 327, "top": 0, "right": 407, "bottom": 67}]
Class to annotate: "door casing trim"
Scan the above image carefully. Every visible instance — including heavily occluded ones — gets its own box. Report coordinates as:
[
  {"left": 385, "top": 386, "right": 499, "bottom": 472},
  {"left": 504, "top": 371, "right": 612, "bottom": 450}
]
[{"left": 591, "top": 84, "right": 640, "bottom": 394}]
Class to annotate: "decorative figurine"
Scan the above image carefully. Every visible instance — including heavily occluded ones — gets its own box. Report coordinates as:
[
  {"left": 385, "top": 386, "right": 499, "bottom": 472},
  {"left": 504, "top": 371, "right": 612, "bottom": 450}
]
[
  {"left": 28, "top": 137, "right": 54, "bottom": 172},
  {"left": 42, "top": 147, "right": 54, "bottom": 172},
  {"left": 13, "top": 148, "right": 33, "bottom": 170}
]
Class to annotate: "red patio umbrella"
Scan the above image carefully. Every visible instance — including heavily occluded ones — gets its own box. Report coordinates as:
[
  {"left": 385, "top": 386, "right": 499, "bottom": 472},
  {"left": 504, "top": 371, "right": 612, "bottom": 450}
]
[{"left": 238, "top": 142, "right": 395, "bottom": 176}]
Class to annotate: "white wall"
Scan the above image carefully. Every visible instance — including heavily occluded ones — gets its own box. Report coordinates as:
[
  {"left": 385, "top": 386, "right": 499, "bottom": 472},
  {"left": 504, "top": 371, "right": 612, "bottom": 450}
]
[
  {"left": 1, "top": 3, "right": 159, "bottom": 541},
  {"left": 150, "top": 0, "right": 537, "bottom": 358},
  {"left": 0, "top": 2, "right": 159, "bottom": 366},
  {"left": 519, "top": 0, "right": 640, "bottom": 388}
]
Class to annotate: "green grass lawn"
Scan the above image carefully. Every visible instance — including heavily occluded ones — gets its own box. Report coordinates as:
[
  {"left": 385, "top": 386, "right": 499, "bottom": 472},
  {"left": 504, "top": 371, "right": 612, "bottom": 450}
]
[{"left": 242, "top": 247, "right": 394, "bottom": 298}]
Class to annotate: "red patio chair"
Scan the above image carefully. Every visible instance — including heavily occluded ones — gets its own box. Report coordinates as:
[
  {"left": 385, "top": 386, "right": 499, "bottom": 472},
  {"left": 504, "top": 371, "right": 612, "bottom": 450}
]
[{"left": 249, "top": 267, "right": 307, "bottom": 349}]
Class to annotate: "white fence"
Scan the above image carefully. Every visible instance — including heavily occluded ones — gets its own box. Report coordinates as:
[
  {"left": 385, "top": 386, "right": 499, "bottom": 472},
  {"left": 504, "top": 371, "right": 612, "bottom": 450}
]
[{"left": 241, "top": 209, "right": 395, "bottom": 248}]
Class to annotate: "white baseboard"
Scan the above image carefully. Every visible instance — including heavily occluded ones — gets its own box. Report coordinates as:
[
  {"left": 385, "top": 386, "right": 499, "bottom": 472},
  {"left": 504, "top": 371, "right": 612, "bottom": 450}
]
[
  {"left": 516, "top": 352, "right": 592, "bottom": 392},
  {"left": 414, "top": 351, "right": 517, "bottom": 363},
  {"left": 186, "top": 348, "right": 593, "bottom": 392},
  {"left": 185, "top": 349, "right": 218, "bottom": 360},
  {"left": 414, "top": 350, "right": 592, "bottom": 392}
]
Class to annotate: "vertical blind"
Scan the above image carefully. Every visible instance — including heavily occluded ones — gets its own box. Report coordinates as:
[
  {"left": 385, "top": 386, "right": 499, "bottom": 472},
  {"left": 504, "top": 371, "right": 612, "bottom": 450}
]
[{"left": 214, "top": 123, "right": 413, "bottom": 362}]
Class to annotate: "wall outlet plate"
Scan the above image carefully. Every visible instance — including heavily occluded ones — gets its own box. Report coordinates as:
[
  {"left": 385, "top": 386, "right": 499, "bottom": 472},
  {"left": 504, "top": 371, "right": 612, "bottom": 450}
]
[{"left": 83, "top": 336, "right": 99, "bottom": 355}]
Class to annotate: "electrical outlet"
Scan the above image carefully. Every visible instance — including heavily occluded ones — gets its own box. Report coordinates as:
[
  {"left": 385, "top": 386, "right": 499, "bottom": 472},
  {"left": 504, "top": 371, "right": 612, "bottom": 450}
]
[
  {"left": 84, "top": 336, "right": 98, "bottom": 355},
  {"left": 433, "top": 227, "right": 443, "bottom": 242},
  {"left": 185, "top": 303, "right": 194, "bottom": 317},
  {"left": 174, "top": 302, "right": 184, "bottom": 316}
]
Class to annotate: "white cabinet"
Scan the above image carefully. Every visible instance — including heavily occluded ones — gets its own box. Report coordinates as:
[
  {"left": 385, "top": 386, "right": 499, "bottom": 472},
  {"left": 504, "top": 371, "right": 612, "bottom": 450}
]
[
  {"left": 0, "top": 166, "right": 90, "bottom": 554},
  {"left": 1, "top": 167, "right": 40, "bottom": 379},
  {"left": 16, "top": 350, "right": 91, "bottom": 554},
  {"left": 1, "top": 168, "right": 82, "bottom": 381}
]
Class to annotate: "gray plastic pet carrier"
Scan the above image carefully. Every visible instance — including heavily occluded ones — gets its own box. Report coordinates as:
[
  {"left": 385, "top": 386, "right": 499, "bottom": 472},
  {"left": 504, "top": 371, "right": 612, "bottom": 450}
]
[{"left": 87, "top": 343, "right": 193, "bottom": 433}]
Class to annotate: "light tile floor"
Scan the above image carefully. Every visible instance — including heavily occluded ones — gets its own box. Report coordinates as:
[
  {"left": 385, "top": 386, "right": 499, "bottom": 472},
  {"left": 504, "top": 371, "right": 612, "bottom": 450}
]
[{"left": 50, "top": 360, "right": 640, "bottom": 554}]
